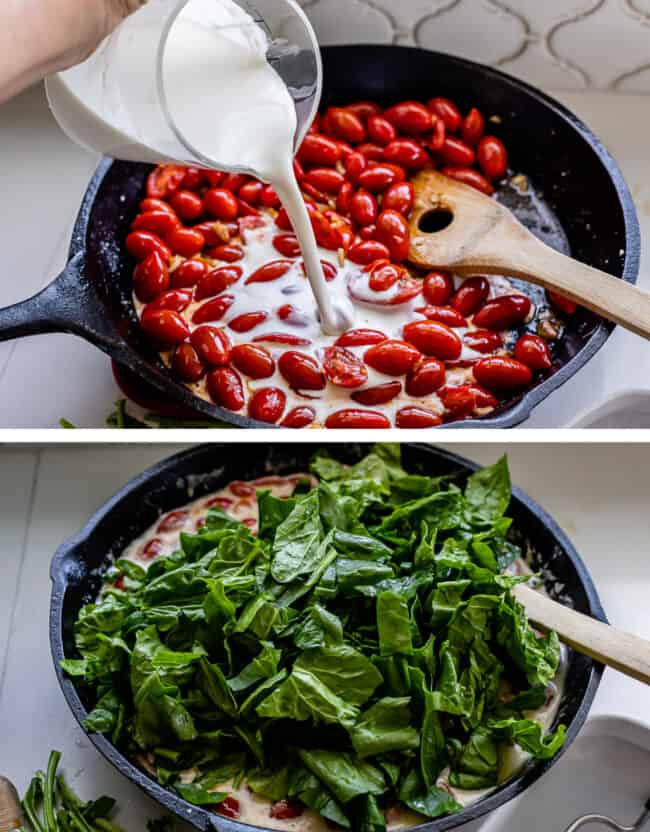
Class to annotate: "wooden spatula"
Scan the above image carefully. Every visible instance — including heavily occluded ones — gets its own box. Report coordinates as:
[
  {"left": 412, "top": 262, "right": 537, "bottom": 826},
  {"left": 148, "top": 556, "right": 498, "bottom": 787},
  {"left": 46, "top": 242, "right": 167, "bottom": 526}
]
[
  {"left": 514, "top": 583, "right": 650, "bottom": 685},
  {"left": 408, "top": 170, "right": 650, "bottom": 340}
]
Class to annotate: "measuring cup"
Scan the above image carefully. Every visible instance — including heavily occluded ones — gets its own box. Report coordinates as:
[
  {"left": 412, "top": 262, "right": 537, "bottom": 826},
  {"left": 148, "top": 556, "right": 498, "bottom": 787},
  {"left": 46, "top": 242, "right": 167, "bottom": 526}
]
[{"left": 45, "top": 0, "right": 322, "bottom": 171}]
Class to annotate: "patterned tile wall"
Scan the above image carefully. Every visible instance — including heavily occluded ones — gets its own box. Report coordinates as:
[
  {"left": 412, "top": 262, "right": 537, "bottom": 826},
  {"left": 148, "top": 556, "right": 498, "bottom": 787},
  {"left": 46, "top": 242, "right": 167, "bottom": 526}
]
[{"left": 297, "top": 0, "right": 650, "bottom": 91}]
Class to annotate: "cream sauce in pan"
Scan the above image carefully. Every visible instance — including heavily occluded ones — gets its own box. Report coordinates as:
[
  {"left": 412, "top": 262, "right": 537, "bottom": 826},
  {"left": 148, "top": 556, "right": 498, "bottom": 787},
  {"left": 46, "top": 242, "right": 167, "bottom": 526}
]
[{"left": 121, "top": 474, "right": 565, "bottom": 829}]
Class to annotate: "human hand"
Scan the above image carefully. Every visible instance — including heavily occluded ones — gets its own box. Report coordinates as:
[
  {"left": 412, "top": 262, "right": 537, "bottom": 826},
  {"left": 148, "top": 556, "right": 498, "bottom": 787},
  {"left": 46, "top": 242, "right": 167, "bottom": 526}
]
[{"left": 1, "top": 0, "right": 145, "bottom": 104}]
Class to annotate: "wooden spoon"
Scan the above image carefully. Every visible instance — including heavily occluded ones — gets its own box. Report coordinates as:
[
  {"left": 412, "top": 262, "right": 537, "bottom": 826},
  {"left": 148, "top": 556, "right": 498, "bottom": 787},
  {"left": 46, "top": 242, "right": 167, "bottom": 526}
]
[
  {"left": 514, "top": 583, "right": 650, "bottom": 685},
  {"left": 0, "top": 777, "right": 22, "bottom": 832},
  {"left": 408, "top": 170, "right": 650, "bottom": 339}
]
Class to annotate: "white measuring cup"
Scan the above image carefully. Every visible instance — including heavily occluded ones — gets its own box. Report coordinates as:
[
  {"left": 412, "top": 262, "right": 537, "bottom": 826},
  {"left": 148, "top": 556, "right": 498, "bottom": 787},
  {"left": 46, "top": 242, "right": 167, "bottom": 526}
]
[{"left": 45, "top": 0, "right": 322, "bottom": 171}]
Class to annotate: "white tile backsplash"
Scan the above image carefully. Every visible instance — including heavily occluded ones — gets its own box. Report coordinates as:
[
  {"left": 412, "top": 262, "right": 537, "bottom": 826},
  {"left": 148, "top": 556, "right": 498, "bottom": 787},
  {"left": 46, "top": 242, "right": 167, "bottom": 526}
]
[{"left": 300, "top": 0, "right": 650, "bottom": 92}]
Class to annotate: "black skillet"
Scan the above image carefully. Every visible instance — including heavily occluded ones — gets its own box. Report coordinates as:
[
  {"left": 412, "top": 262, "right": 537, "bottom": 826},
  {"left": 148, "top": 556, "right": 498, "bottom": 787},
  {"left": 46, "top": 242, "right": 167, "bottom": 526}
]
[
  {"left": 50, "top": 443, "right": 605, "bottom": 831},
  {"left": 3, "top": 46, "right": 640, "bottom": 428}
]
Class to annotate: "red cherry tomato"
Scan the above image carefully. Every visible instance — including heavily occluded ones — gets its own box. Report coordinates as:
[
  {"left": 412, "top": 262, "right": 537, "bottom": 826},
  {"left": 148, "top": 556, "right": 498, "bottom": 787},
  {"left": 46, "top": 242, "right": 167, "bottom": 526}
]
[
  {"left": 204, "top": 188, "right": 239, "bottom": 221},
  {"left": 364, "top": 340, "right": 421, "bottom": 376},
  {"left": 169, "top": 190, "right": 203, "bottom": 221},
  {"left": 245, "top": 260, "right": 294, "bottom": 284},
  {"left": 202, "top": 170, "right": 224, "bottom": 188},
  {"left": 451, "top": 276, "right": 490, "bottom": 316},
  {"left": 403, "top": 320, "right": 462, "bottom": 360},
  {"left": 351, "top": 381, "right": 402, "bottom": 405},
  {"left": 405, "top": 357, "right": 445, "bottom": 396},
  {"left": 146, "top": 165, "right": 187, "bottom": 199},
  {"left": 190, "top": 326, "right": 231, "bottom": 366},
  {"left": 140, "top": 308, "right": 189, "bottom": 345},
  {"left": 171, "top": 259, "right": 208, "bottom": 288},
  {"left": 206, "top": 243, "right": 244, "bottom": 262},
  {"left": 477, "top": 135, "right": 508, "bottom": 179},
  {"left": 514, "top": 334, "right": 552, "bottom": 370},
  {"left": 422, "top": 271, "right": 454, "bottom": 305},
  {"left": 272, "top": 234, "right": 301, "bottom": 258},
  {"left": 191, "top": 294, "right": 235, "bottom": 324},
  {"left": 439, "top": 136, "right": 476, "bottom": 167},
  {"left": 440, "top": 166, "right": 495, "bottom": 195},
  {"left": 147, "top": 289, "right": 192, "bottom": 312},
  {"left": 423, "top": 118, "right": 446, "bottom": 153},
  {"left": 350, "top": 190, "right": 378, "bottom": 227},
  {"left": 300, "top": 260, "right": 338, "bottom": 282},
  {"left": 141, "top": 538, "right": 165, "bottom": 559},
  {"left": 326, "top": 107, "right": 367, "bottom": 144},
  {"left": 260, "top": 185, "right": 281, "bottom": 208},
  {"left": 131, "top": 210, "right": 180, "bottom": 237},
  {"left": 322, "top": 346, "right": 368, "bottom": 388},
  {"left": 395, "top": 406, "right": 442, "bottom": 428},
  {"left": 439, "top": 383, "right": 498, "bottom": 417},
  {"left": 384, "top": 101, "right": 432, "bottom": 134},
  {"left": 336, "top": 181, "right": 353, "bottom": 214},
  {"left": 126, "top": 231, "right": 171, "bottom": 262},
  {"left": 473, "top": 294, "right": 532, "bottom": 330},
  {"left": 473, "top": 356, "right": 533, "bottom": 391},
  {"left": 463, "top": 329, "right": 503, "bottom": 354},
  {"left": 158, "top": 509, "right": 189, "bottom": 532},
  {"left": 359, "top": 224, "right": 377, "bottom": 241},
  {"left": 305, "top": 167, "right": 346, "bottom": 195},
  {"left": 461, "top": 107, "right": 486, "bottom": 145},
  {"left": 181, "top": 167, "right": 202, "bottom": 190},
  {"left": 367, "top": 115, "right": 397, "bottom": 146},
  {"left": 253, "top": 332, "right": 312, "bottom": 346},
  {"left": 167, "top": 227, "right": 205, "bottom": 258},
  {"left": 298, "top": 134, "right": 342, "bottom": 167},
  {"left": 415, "top": 305, "right": 467, "bottom": 327},
  {"left": 427, "top": 97, "right": 462, "bottom": 132},
  {"left": 219, "top": 173, "right": 248, "bottom": 192},
  {"left": 248, "top": 388, "right": 287, "bottom": 423},
  {"left": 547, "top": 290, "right": 578, "bottom": 316},
  {"left": 325, "top": 409, "right": 390, "bottom": 429},
  {"left": 216, "top": 798, "right": 240, "bottom": 819},
  {"left": 345, "top": 152, "right": 368, "bottom": 184},
  {"left": 346, "top": 101, "right": 382, "bottom": 121},
  {"left": 357, "top": 163, "right": 406, "bottom": 193},
  {"left": 206, "top": 367, "right": 245, "bottom": 411},
  {"left": 195, "top": 266, "right": 243, "bottom": 300},
  {"left": 238, "top": 180, "right": 264, "bottom": 205},
  {"left": 278, "top": 351, "right": 326, "bottom": 390},
  {"left": 383, "top": 139, "right": 430, "bottom": 171},
  {"left": 172, "top": 343, "right": 205, "bottom": 382},
  {"left": 357, "top": 142, "right": 386, "bottom": 162},
  {"left": 368, "top": 261, "right": 404, "bottom": 292},
  {"left": 348, "top": 240, "right": 391, "bottom": 265},
  {"left": 336, "top": 329, "right": 387, "bottom": 347},
  {"left": 376, "top": 209, "right": 410, "bottom": 262},
  {"left": 133, "top": 251, "right": 169, "bottom": 302},
  {"left": 228, "top": 311, "right": 268, "bottom": 332},
  {"left": 382, "top": 181, "right": 415, "bottom": 216},
  {"left": 230, "top": 343, "right": 275, "bottom": 379},
  {"left": 280, "top": 407, "right": 316, "bottom": 428},
  {"left": 139, "top": 198, "right": 178, "bottom": 217}
]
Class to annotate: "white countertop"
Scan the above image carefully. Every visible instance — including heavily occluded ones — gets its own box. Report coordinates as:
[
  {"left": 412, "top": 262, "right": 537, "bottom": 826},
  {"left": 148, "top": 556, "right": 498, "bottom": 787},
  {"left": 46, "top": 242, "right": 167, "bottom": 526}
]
[
  {"left": 0, "top": 84, "right": 649, "bottom": 428},
  {"left": 0, "top": 443, "right": 648, "bottom": 831}
]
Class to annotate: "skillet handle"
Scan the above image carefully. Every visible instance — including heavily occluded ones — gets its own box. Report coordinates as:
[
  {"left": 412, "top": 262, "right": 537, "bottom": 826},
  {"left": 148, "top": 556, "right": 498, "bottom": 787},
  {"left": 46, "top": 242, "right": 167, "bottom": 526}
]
[{"left": 0, "top": 252, "right": 116, "bottom": 343}]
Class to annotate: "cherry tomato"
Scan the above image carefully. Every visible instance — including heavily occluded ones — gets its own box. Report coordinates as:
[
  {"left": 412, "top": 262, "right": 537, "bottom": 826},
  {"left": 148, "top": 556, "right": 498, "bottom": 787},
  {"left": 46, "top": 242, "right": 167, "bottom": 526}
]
[
  {"left": 439, "top": 136, "right": 476, "bottom": 167},
  {"left": 461, "top": 107, "right": 486, "bottom": 145},
  {"left": 473, "top": 356, "right": 533, "bottom": 391},
  {"left": 270, "top": 234, "right": 300, "bottom": 260},
  {"left": 477, "top": 135, "right": 508, "bottom": 179},
  {"left": 147, "top": 289, "right": 192, "bottom": 312},
  {"left": 181, "top": 167, "right": 202, "bottom": 190},
  {"left": 141, "top": 538, "right": 165, "bottom": 559},
  {"left": 357, "top": 142, "right": 386, "bottom": 162},
  {"left": 345, "top": 152, "right": 368, "bottom": 184},
  {"left": 451, "top": 276, "right": 489, "bottom": 316},
  {"left": 206, "top": 244, "right": 244, "bottom": 262},
  {"left": 440, "top": 166, "right": 495, "bottom": 195},
  {"left": 351, "top": 381, "right": 402, "bottom": 405},
  {"left": 350, "top": 190, "right": 378, "bottom": 226},
  {"left": 237, "top": 197, "right": 261, "bottom": 218},
  {"left": 305, "top": 167, "right": 346, "bottom": 195},
  {"left": 383, "top": 139, "right": 430, "bottom": 171},
  {"left": 192, "top": 294, "right": 235, "bottom": 324},
  {"left": 172, "top": 343, "right": 205, "bottom": 382},
  {"left": 245, "top": 260, "right": 294, "bottom": 284},
  {"left": 280, "top": 407, "right": 316, "bottom": 428},
  {"left": 415, "top": 305, "right": 467, "bottom": 327},
  {"left": 220, "top": 173, "right": 248, "bottom": 192},
  {"left": 140, "top": 308, "right": 189, "bottom": 345},
  {"left": 422, "top": 271, "right": 454, "bottom": 305},
  {"left": 423, "top": 118, "right": 446, "bottom": 153},
  {"left": 193, "top": 221, "right": 233, "bottom": 246},
  {"left": 403, "top": 320, "right": 462, "bottom": 359},
  {"left": 146, "top": 165, "right": 187, "bottom": 199},
  {"left": 253, "top": 332, "right": 312, "bottom": 346},
  {"left": 300, "top": 260, "right": 338, "bottom": 282},
  {"left": 357, "top": 163, "right": 406, "bottom": 193},
  {"left": 405, "top": 356, "right": 445, "bottom": 396},
  {"left": 133, "top": 251, "right": 169, "bottom": 302},
  {"left": 325, "top": 409, "right": 390, "bottom": 429},
  {"left": 139, "top": 198, "right": 178, "bottom": 217},
  {"left": 158, "top": 509, "right": 189, "bottom": 532},
  {"left": 131, "top": 210, "right": 180, "bottom": 237},
  {"left": 348, "top": 240, "right": 391, "bottom": 265},
  {"left": 278, "top": 351, "right": 326, "bottom": 390},
  {"left": 204, "top": 188, "right": 239, "bottom": 221},
  {"left": 238, "top": 180, "right": 264, "bottom": 205},
  {"left": 230, "top": 343, "right": 275, "bottom": 379},
  {"left": 438, "top": 383, "right": 498, "bottom": 418},
  {"left": 167, "top": 227, "right": 205, "bottom": 258},
  {"left": 215, "top": 798, "right": 240, "bottom": 819},
  {"left": 336, "top": 329, "right": 387, "bottom": 347},
  {"left": 195, "top": 265, "right": 243, "bottom": 300},
  {"left": 126, "top": 231, "right": 171, "bottom": 262},
  {"left": 463, "top": 329, "right": 503, "bottom": 353},
  {"left": 346, "top": 101, "right": 382, "bottom": 121},
  {"left": 427, "top": 97, "right": 462, "bottom": 132},
  {"left": 395, "top": 406, "right": 442, "bottom": 428},
  {"left": 384, "top": 101, "right": 432, "bottom": 134},
  {"left": 547, "top": 290, "right": 577, "bottom": 316},
  {"left": 514, "top": 334, "right": 552, "bottom": 370},
  {"left": 206, "top": 367, "right": 245, "bottom": 411},
  {"left": 310, "top": 210, "right": 342, "bottom": 250},
  {"left": 359, "top": 224, "right": 377, "bottom": 241},
  {"left": 368, "top": 261, "right": 404, "bottom": 292},
  {"left": 367, "top": 115, "right": 397, "bottom": 146},
  {"left": 171, "top": 259, "right": 208, "bottom": 288},
  {"left": 376, "top": 209, "right": 410, "bottom": 262},
  {"left": 248, "top": 388, "right": 287, "bottom": 423},
  {"left": 202, "top": 170, "right": 224, "bottom": 188},
  {"left": 322, "top": 346, "right": 368, "bottom": 388},
  {"left": 326, "top": 107, "right": 367, "bottom": 144},
  {"left": 169, "top": 190, "right": 204, "bottom": 221},
  {"left": 473, "top": 294, "right": 532, "bottom": 329},
  {"left": 260, "top": 185, "right": 281, "bottom": 208},
  {"left": 364, "top": 340, "right": 421, "bottom": 376},
  {"left": 190, "top": 326, "right": 231, "bottom": 366},
  {"left": 382, "top": 181, "right": 415, "bottom": 216},
  {"left": 298, "top": 134, "right": 342, "bottom": 167},
  {"left": 228, "top": 311, "right": 268, "bottom": 333}
]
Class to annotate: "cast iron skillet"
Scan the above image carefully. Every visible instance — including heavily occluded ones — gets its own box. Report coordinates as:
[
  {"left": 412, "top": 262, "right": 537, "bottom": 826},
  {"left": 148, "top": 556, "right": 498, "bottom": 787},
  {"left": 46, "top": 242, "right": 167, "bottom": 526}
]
[
  {"left": 50, "top": 443, "right": 605, "bottom": 832},
  {"left": 3, "top": 46, "right": 640, "bottom": 427}
]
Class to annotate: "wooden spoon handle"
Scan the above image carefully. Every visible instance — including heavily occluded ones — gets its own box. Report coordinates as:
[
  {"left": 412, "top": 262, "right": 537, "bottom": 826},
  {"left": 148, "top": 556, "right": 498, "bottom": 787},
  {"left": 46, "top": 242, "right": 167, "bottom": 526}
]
[
  {"left": 498, "top": 234, "right": 650, "bottom": 341},
  {"left": 0, "top": 777, "right": 22, "bottom": 832},
  {"left": 514, "top": 584, "right": 650, "bottom": 685}
]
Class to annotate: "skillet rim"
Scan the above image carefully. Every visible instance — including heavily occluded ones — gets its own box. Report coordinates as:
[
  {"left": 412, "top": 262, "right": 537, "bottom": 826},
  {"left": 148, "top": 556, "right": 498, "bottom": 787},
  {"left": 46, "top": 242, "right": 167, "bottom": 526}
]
[{"left": 49, "top": 442, "right": 606, "bottom": 832}]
